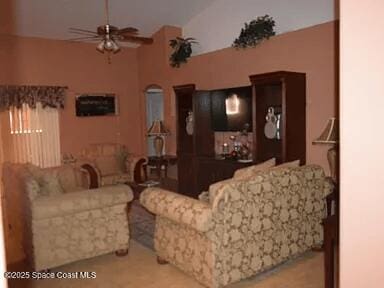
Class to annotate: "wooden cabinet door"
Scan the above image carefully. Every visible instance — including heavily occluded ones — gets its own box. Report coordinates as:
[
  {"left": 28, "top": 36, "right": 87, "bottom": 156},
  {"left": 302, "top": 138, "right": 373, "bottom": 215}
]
[
  {"left": 254, "top": 83, "right": 283, "bottom": 163},
  {"left": 177, "top": 154, "right": 197, "bottom": 198},
  {"left": 175, "top": 84, "right": 195, "bottom": 155},
  {"left": 196, "top": 158, "right": 217, "bottom": 193},
  {"left": 250, "top": 71, "right": 306, "bottom": 164}
]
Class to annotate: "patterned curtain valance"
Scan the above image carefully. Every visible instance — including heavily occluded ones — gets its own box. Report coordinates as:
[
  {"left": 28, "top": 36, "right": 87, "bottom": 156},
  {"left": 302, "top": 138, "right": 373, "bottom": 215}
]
[{"left": 0, "top": 85, "right": 67, "bottom": 110}]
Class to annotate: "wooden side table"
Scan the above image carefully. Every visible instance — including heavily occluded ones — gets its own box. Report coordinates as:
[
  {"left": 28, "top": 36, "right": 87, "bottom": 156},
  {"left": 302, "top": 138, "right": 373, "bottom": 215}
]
[
  {"left": 127, "top": 178, "right": 178, "bottom": 200},
  {"left": 323, "top": 181, "right": 339, "bottom": 288},
  {"left": 147, "top": 155, "right": 177, "bottom": 179},
  {"left": 127, "top": 182, "right": 147, "bottom": 200}
]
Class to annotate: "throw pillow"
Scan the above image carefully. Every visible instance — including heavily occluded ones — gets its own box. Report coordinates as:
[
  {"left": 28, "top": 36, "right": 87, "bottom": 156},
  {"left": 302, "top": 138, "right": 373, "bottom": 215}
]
[
  {"left": 271, "top": 159, "right": 300, "bottom": 170},
  {"left": 233, "top": 158, "right": 276, "bottom": 179},
  {"left": 208, "top": 158, "right": 276, "bottom": 203},
  {"left": 26, "top": 163, "right": 44, "bottom": 180},
  {"left": 40, "top": 170, "right": 64, "bottom": 196},
  {"left": 208, "top": 178, "right": 239, "bottom": 204},
  {"left": 25, "top": 178, "right": 41, "bottom": 201},
  {"left": 57, "top": 165, "right": 87, "bottom": 193},
  {"left": 198, "top": 191, "right": 210, "bottom": 203},
  {"left": 57, "top": 165, "right": 77, "bottom": 192}
]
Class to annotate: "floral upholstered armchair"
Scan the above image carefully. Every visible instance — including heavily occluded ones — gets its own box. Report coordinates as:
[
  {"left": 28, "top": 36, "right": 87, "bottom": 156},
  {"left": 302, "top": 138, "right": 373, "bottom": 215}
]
[
  {"left": 140, "top": 165, "right": 333, "bottom": 288},
  {"left": 79, "top": 143, "right": 147, "bottom": 187},
  {"left": 2, "top": 163, "right": 133, "bottom": 272}
]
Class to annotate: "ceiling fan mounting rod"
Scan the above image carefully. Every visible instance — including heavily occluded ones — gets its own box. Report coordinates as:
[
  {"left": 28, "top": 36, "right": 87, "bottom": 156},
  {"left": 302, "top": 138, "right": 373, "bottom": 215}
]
[{"left": 105, "top": 0, "right": 110, "bottom": 25}]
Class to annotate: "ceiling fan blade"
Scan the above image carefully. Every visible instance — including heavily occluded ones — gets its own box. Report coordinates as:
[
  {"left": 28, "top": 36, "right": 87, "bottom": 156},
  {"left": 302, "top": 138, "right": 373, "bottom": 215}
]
[
  {"left": 119, "top": 35, "right": 153, "bottom": 44},
  {"left": 118, "top": 27, "right": 139, "bottom": 35},
  {"left": 67, "top": 36, "right": 102, "bottom": 42},
  {"left": 69, "top": 27, "right": 98, "bottom": 35},
  {"left": 69, "top": 30, "right": 100, "bottom": 37}
]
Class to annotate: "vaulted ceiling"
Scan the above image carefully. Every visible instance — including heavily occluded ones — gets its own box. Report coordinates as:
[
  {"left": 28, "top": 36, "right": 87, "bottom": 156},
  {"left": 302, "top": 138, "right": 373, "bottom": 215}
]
[{"left": 6, "top": 0, "right": 217, "bottom": 40}]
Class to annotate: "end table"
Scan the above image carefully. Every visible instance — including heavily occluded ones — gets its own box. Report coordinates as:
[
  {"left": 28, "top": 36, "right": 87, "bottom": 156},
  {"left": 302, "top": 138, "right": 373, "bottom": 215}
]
[
  {"left": 127, "top": 182, "right": 146, "bottom": 200},
  {"left": 147, "top": 155, "right": 177, "bottom": 179}
]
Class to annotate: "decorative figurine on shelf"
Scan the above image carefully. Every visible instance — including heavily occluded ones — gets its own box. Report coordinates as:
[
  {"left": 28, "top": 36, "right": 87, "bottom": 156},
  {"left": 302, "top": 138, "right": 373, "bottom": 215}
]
[
  {"left": 264, "top": 107, "right": 281, "bottom": 140},
  {"left": 229, "top": 135, "right": 236, "bottom": 159},
  {"left": 237, "top": 123, "right": 252, "bottom": 161},
  {"left": 239, "top": 143, "right": 251, "bottom": 160},
  {"left": 241, "top": 123, "right": 250, "bottom": 136},
  {"left": 229, "top": 135, "right": 242, "bottom": 160},
  {"left": 222, "top": 142, "right": 230, "bottom": 157},
  {"left": 185, "top": 111, "right": 194, "bottom": 135},
  {"left": 230, "top": 150, "right": 238, "bottom": 159},
  {"left": 234, "top": 142, "right": 242, "bottom": 153}
]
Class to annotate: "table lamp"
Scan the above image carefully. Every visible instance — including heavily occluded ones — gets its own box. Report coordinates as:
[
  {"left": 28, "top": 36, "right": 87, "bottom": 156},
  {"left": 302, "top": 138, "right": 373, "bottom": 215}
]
[
  {"left": 313, "top": 117, "right": 338, "bottom": 181},
  {"left": 147, "top": 120, "right": 170, "bottom": 157}
]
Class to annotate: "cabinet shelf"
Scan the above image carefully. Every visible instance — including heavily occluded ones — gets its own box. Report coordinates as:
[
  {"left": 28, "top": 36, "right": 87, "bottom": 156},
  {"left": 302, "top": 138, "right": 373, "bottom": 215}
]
[
  {"left": 175, "top": 71, "right": 306, "bottom": 198},
  {"left": 250, "top": 71, "right": 306, "bottom": 164}
]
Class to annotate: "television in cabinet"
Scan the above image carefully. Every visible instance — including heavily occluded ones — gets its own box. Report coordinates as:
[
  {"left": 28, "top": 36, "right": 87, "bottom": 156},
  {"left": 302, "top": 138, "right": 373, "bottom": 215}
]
[{"left": 211, "top": 86, "right": 253, "bottom": 132}]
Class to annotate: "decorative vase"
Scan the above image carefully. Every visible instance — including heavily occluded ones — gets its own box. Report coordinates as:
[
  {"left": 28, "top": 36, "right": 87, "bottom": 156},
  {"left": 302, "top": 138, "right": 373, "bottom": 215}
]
[
  {"left": 239, "top": 144, "right": 250, "bottom": 160},
  {"left": 186, "top": 111, "right": 194, "bottom": 135}
]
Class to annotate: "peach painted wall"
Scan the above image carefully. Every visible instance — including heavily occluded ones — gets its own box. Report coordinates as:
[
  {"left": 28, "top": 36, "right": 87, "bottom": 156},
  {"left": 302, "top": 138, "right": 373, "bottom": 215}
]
[
  {"left": 0, "top": 20, "right": 337, "bottom": 173},
  {"left": 137, "top": 26, "right": 182, "bottom": 155},
  {"left": 0, "top": 35, "right": 143, "bottom": 157},
  {"left": 138, "top": 22, "right": 337, "bottom": 174},
  {"left": 340, "top": 1, "right": 384, "bottom": 287}
]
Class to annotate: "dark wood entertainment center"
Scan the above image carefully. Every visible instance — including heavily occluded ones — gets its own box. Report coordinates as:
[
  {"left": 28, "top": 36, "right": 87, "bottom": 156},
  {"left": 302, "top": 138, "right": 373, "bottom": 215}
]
[{"left": 175, "top": 71, "right": 306, "bottom": 198}]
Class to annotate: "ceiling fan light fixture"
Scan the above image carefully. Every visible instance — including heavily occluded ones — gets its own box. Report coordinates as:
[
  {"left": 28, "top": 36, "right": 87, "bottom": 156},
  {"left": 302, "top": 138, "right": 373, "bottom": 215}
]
[
  {"left": 104, "top": 38, "right": 120, "bottom": 53},
  {"left": 96, "top": 37, "right": 120, "bottom": 54},
  {"left": 96, "top": 40, "right": 106, "bottom": 53},
  {"left": 104, "top": 38, "right": 114, "bottom": 51},
  {"left": 69, "top": 0, "right": 153, "bottom": 60},
  {"left": 112, "top": 41, "right": 120, "bottom": 53}
]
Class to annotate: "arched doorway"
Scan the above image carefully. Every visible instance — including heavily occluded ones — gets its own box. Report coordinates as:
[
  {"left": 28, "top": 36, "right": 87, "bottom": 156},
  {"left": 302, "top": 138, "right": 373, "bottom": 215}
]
[{"left": 145, "top": 85, "right": 164, "bottom": 156}]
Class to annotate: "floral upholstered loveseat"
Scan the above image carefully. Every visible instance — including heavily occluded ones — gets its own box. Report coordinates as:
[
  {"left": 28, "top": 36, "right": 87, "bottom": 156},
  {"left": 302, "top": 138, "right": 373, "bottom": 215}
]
[
  {"left": 140, "top": 164, "right": 333, "bottom": 288},
  {"left": 2, "top": 162, "right": 133, "bottom": 271},
  {"left": 78, "top": 143, "right": 147, "bottom": 187}
]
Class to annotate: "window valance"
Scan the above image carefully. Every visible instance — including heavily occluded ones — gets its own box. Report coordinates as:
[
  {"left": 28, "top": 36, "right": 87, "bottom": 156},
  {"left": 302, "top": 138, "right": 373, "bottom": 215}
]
[{"left": 0, "top": 85, "right": 67, "bottom": 110}]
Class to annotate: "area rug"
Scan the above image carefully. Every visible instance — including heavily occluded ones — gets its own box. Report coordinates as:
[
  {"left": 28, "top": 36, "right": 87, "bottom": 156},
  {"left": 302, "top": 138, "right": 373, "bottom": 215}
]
[{"left": 129, "top": 199, "right": 155, "bottom": 250}]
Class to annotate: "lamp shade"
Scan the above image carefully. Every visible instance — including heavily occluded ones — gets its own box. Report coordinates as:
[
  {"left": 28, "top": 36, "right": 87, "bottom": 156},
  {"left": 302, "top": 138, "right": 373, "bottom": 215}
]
[
  {"left": 147, "top": 120, "right": 170, "bottom": 136},
  {"left": 313, "top": 117, "right": 338, "bottom": 144}
]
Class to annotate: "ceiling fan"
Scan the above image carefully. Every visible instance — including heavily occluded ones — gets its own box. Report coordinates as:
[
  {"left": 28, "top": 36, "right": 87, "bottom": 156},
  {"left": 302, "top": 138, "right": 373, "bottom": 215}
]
[{"left": 68, "top": 0, "right": 153, "bottom": 55}]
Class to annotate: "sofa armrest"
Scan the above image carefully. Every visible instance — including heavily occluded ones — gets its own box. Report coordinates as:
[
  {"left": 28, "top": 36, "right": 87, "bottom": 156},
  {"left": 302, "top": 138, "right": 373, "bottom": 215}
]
[
  {"left": 32, "top": 184, "right": 133, "bottom": 220},
  {"left": 126, "top": 155, "right": 148, "bottom": 183},
  {"left": 79, "top": 162, "right": 102, "bottom": 188},
  {"left": 140, "top": 188, "right": 213, "bottom": 232}
]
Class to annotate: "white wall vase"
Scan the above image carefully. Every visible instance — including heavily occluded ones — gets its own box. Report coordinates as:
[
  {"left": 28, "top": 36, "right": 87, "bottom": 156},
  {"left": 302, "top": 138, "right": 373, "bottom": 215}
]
[{"left": 186, "top": 111, "right": 194, "bottom": 135}]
